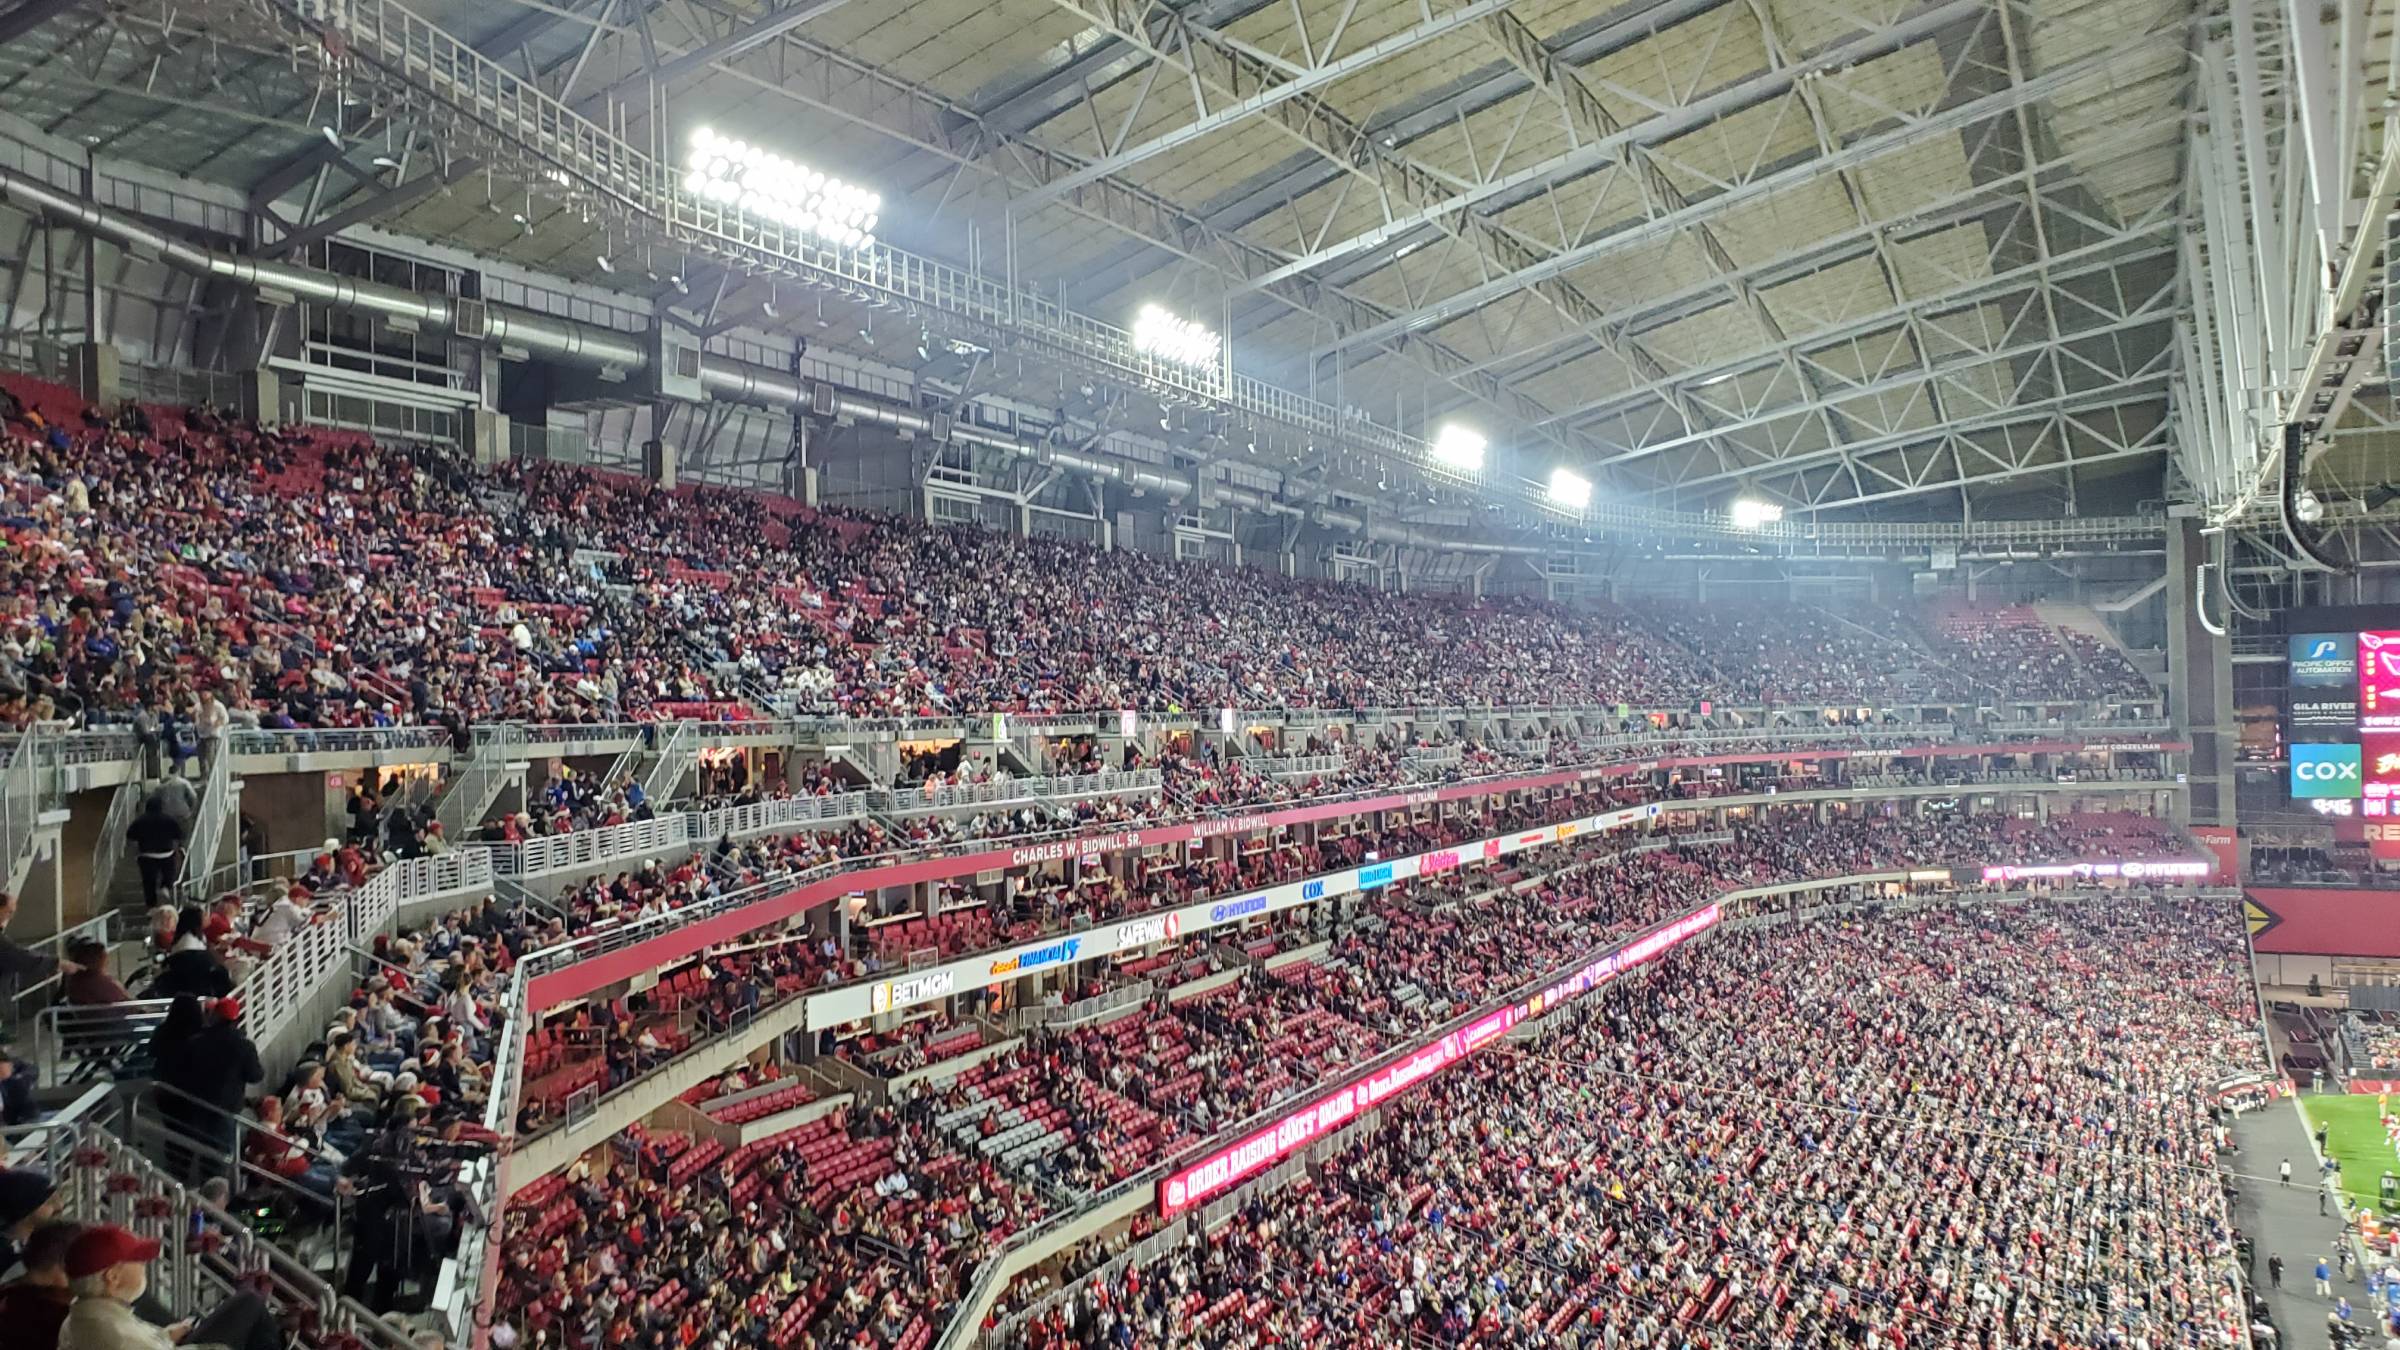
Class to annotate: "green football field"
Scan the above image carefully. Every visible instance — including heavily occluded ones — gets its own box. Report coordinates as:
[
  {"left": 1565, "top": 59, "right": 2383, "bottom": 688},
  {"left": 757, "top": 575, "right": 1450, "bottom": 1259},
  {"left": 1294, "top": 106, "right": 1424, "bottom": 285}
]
[{"left": 2303, "top": 1093, "right": 2400, "bottom": 1215}]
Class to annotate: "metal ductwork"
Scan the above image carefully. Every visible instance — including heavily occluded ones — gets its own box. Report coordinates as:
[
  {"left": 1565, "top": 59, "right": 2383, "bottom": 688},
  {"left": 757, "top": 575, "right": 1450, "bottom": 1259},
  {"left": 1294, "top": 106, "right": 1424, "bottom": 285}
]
[{"left": 0, "top": 166, "right": 1554, "bottom": 557}]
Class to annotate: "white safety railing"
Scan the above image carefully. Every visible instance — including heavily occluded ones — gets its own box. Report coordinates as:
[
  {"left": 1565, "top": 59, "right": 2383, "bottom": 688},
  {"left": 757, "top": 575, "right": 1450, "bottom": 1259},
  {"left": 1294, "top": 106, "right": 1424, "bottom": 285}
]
[
  {"left": 236, "top": 849, "right": 494, "bottom": 1048},
  {"left": 481, "top": 791, "right": 881, "bottom": 877},
  {"left": 491, "top": 813, "right": 692, "bottom": 877},
  {"left": 436, "top": 723, "right": 526, "bottom": 836},
  {"left": 689, "top": 790, "right": 876, "bottom": 841},
  {"left": 1248, "top": 753, "right": 1346, "bottom": 778},
  {"left": 8, "top": 1111, "right": 422, "bottom": 1348},
  {"left": 87, "top": 779, "right": 141, "bottom": 911},
  {"left": 642, "top": 719, "right": 699, "bottom": 803},
  {"left": 176, "top": 744, "right": 232, "bottom": 899},
  {"left": 873, "top": 768, "right": 1163, "bottom": 815},
  {"left": 0, "top": 729, "right": 53, "bottom": 887}
]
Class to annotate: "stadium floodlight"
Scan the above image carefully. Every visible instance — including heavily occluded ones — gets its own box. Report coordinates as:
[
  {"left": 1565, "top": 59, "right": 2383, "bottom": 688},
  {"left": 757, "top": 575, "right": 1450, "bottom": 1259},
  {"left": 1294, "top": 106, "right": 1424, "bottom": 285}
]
[
  {"left": 1729, "top": 498, "right": 1785, "bottom": 530},
  {"left": 683, "top": 126, "right": 880, "bottom": 251},
  {"left": 1430, "top": 423, "right": 1487, "bottom": 474},
  {"left": 1131, "top": 304, "right": 1222, "bottom": 369},
  {"left": 1547, "top": 466, "right": 1592, "bottom": 511}
]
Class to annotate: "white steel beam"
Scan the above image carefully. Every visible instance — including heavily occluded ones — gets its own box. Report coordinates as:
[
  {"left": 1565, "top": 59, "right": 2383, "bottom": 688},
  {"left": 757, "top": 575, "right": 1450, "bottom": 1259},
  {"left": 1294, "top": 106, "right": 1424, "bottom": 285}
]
[
  {"left": 1011, "top": 0, "right": 1526, "bottom": 212},
  {"left": 1315, "top": 18, "right": 2191, "bottom": 359}
]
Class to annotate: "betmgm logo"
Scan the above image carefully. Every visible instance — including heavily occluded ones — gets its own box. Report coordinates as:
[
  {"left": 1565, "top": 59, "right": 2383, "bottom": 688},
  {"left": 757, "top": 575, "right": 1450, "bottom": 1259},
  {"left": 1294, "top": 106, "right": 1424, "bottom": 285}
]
[{"left": 2290, "top": 743, "right": 2364, "bottom": 799}]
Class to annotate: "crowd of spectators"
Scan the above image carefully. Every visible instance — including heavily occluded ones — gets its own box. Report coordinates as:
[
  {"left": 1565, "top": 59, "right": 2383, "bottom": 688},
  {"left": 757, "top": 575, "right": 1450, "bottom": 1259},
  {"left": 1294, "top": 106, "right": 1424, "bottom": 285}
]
[
  {"left": 999, "top": 892, "right": 2259, "bottom": 1348},
  {"left": 485, "top": 804, "right": 2204, "bottom": 1350},
  {"left": 0, "top": 375, "right": 2154, "bottom": 737}
]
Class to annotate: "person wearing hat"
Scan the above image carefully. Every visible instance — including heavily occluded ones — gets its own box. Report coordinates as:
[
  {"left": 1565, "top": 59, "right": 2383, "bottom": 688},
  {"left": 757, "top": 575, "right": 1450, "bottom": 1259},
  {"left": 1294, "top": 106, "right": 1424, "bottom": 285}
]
[
  {"left": 0, "top": 1166, "right": 59, "bottom": 1272},
  {"left": 150, "top": 996, "right": 261, "bottom": 1183},
  {"left": 57, "top": 1224, "right": 280, "bottom": 1350},
  {"left": 0, "top": 1218, "right": 78, "bottom": 1350}
]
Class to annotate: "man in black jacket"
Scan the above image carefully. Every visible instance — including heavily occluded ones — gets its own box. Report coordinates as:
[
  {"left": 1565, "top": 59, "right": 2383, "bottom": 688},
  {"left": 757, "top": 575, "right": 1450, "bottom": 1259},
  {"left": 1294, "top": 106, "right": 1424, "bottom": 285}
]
[
  {"left": 125, "top": 796, "right": 185, "bottom": 908},
  {"left": 154, "top": 996, "right": 263, "bottom": 1182}
]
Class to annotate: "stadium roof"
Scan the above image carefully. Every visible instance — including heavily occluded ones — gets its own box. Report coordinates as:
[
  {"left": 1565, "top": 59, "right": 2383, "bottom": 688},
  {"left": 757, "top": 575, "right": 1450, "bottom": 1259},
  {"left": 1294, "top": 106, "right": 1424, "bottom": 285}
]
[{"left": 0, "top": 0, "right": 2368, "bottom": 527}]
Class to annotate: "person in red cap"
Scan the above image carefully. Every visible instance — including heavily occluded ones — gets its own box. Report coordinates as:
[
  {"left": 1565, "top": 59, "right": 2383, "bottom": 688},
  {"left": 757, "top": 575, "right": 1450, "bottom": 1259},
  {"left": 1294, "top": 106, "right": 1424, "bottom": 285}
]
[{"left": 57, "top": 1223, "right": 280, "bottom": 1350}]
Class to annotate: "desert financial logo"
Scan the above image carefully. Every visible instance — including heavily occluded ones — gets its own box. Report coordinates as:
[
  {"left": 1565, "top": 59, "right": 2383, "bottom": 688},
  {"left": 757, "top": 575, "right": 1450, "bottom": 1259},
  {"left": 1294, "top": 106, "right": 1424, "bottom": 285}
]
[
  {"left": 870, "top": 970, "right": 954, "bottom": 1014},
  {"left": 2364, "top": 633, "right": 2400, "bottom": 730},
  {"left": 988, "top": 937, "right": 1081, "bottom": 978},
  {"left": 1209, "top": 894, "right": 1269, "bottom": 924}
]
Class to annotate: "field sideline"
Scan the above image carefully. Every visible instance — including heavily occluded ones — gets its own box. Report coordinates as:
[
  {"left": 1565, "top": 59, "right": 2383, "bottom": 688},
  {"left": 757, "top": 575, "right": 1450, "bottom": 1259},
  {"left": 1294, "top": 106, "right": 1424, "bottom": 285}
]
[{"left": 2303, "top": 1093, "right": 2400, "bottom": 1214}]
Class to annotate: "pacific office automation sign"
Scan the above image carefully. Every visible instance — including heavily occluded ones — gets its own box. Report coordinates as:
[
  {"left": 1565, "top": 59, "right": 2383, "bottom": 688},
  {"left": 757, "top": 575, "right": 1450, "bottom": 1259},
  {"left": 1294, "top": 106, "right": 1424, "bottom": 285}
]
[{"left": 1156, "top": 903, "right": 1723, "bottom": 1217}]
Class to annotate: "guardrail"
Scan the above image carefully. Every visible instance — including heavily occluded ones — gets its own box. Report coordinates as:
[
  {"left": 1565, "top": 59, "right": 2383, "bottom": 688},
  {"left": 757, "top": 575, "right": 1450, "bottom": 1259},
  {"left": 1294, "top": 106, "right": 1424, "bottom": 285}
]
[
  {"left": 237, "top": 848, "right": 495, "bottom": 1049},
  {"left": 437, "top": 724, "right": 527, "bottom": 837},
  {"left": 27, "top": 703, "right": 2178, "bottom": 789},
  {"left": 11, "top": 1113, "right": 422, "bottom": 1349},
  {"left": 480, "top": 791, "right": 885, "bottom": 877},
  {"left": 1014, "top": 980, "right": 1154, "bottom": 1031},
  {"left": 176, "top": 745, "right": 232, "bottom": 900},
  {"left": 872, "top": 769, "right": 1162, "bottom": 815},
  {"left": 1246, "top": 753, "right": 1346, "bottom": 778},
  {"left": 495, "top": 725, "right": 2192, "bottom": 1013}
]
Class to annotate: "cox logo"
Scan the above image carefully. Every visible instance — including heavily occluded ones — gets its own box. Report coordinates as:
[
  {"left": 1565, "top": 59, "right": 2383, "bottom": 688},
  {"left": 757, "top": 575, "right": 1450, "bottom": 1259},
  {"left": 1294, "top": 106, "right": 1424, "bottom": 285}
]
[
  {"left": 1300, "top": 880, "right": 1325, "bottom": 901},
  {"left": 2291, "top": 744, "right": 2365, "bottom": 799},
  {"left": 1209, "top": 894, "right": 1269, "bottom": 924}
]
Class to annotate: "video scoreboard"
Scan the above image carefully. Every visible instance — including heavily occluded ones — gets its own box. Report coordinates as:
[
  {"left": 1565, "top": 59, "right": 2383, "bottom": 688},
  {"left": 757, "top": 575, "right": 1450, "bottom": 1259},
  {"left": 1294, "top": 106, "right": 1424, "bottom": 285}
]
[{"left": 2285, "top": 607, "right": 2400, "bottom": 812}]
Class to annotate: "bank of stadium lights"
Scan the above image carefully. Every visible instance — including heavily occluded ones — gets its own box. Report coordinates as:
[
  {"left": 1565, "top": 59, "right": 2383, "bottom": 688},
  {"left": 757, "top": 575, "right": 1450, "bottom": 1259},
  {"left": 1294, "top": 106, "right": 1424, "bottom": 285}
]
[
  {"left": 1729, "top": 498, "right": 1785, "bottom": 530},
  {"left": 1131, "top": 304, "right": 1221, "bottom": 369},
  {"left": 684, "top": 127, "right": 880, "bottom": 251},
  {"left": 1430, "top": 423, "right": 1487, "bottom": 475},
  {"left": 1547, "top": 466, "right": 1592, "bottom": 512}
]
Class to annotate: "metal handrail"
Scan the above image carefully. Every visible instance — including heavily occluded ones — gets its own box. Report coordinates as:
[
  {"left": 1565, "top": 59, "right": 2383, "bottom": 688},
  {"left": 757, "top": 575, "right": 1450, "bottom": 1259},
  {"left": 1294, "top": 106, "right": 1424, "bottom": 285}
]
[
  {"left": 641, "top": 719, "right": 698, "bottom": 804},
  {"left": 177, "top": 745, "right": 233, "bottom": 899},
  {"left": 23, "top": 1117, "right": 423, "bottom": 1349},
  {"left": 437, "top": 724, "right": 527, "bottom": 837},
  {"left": 495, "top": 723, "right": 2186, "bottom": 996}
]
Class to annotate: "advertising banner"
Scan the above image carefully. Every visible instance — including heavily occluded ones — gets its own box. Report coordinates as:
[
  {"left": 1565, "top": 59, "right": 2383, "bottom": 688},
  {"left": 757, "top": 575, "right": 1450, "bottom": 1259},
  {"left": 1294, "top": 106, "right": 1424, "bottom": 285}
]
[
  {"left": 2362, "top": 632, "right": 2400, "bottom": 731},
  {"left": 2188, "top": 825, "right": 2238, "bottom": 882},
  {"left": 2292, "top": 743, "right": 2366, "bottom": 798},
  {"left": 2363, "top": 736, "right": 2400, "bottom": 818},
  {"left": 2292, "top": 632, "right": 2359, "bottom": 685}
]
